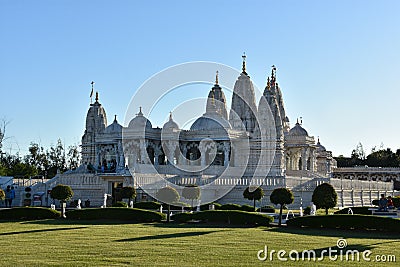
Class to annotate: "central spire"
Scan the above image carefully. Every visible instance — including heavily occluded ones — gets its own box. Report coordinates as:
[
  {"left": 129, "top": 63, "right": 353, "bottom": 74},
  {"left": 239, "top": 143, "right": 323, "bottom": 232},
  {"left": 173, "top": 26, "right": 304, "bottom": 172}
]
[
  {"left": 242, "top": 52, "right": 247, "bottom": 75},
  {"left": 215, "top": 70, "right": 219, "bottom": 85}
]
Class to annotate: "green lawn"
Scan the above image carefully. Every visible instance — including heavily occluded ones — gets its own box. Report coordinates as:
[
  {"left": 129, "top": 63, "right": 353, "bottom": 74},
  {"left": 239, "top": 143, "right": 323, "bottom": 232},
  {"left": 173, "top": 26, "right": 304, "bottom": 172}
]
[{"left": 0, "top": 220, "right": 399, "bottom": 266}]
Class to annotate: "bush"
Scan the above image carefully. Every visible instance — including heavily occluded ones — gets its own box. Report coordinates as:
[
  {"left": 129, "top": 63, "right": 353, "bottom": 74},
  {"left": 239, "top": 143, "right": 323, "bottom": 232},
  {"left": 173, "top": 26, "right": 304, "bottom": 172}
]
[
  {"left": 257, "top": 205, "right": 275, "bottom": 213},
  {"left": 0, "top": 207, "right": 60, "bottom": 220},
  {"left": 162, "top": 202, "right": 190, "bottom": 210},
  {"left": 50, "top": 184, "right": 73, "bottom": 202},
  {"left": 240, "top": 204, "right": 256, "bottom": 212},
  {"left": 133, "top": 201, "right": 162, "bottom": 210},
  {"left": 217, "top": 203, "right": 255, "bottom": 212},
  {"left": 303, "top": 206, "right": 311, "bottom": 215},
  {"left": 25, "top": 187, "right": 32, "bottom": 192},
  {"left": 287, "top": 214, "right": 400, "bottom": 232},
  {"left": 171, "top": 210, "right": 273, "bottom": 226},
  {"left": 112, "top": 201, "right": 128, "bottom": 207},
  {"left": 66, "top": 208, "right": 165, "bottom": 222},
  {"left": 334, "top": 207, "right": 372, "bottom": 215}
]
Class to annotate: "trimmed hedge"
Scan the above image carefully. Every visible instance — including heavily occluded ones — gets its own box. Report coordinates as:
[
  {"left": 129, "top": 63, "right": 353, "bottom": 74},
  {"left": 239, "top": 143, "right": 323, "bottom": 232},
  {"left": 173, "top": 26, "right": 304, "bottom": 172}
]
[
  {"left": 133, "top": 201, "right": 161, "bottom": 210},
  {"left": 287, "top": 214, "right": 400, "bottom": 232},
  {"left": 334, "top": 207, "right": 372, "bottom": 215},
  {"left": 257, "top": 205, "right": 275, "bottom": 213},
  {"left": 171, "top": 210, "right": 273, "bottom": 226},
  {"left": 66, "top": 208, "right": 165, "bottom": 222},
  {"left": 0, "top": 207, "right": 61, "bottom": 220},
  {"left": 112, "top": 201, "right": 128, "bottom": 207},
  {"left": 217, "top": 203, "right": 255, "bottom": 212},
  {"left": 162, "top": 202, "right": 190, "bottom": 210}
]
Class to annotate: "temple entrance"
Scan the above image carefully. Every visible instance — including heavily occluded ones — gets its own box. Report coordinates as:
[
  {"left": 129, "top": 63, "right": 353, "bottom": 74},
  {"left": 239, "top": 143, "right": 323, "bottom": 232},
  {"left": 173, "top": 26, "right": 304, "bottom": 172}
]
[{"left": 109, "top": 182, "right": 123, "bottom": 204}]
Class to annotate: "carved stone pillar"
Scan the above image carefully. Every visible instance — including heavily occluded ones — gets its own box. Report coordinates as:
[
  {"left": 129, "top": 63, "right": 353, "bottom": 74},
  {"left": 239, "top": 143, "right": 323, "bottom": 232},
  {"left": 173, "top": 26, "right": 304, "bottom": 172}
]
[
  {"left": 140, "top": 139, "right": 147, "bottom": 164},
  {"left": 224, "top": 142, "right": 230, "bottom": 166}
]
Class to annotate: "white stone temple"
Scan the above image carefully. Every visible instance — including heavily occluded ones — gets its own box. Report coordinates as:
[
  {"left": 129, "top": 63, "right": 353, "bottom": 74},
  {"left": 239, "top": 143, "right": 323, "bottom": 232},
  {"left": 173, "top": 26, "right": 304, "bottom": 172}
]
[{"left": 21, "top": 56, "right": 397, "bottom": 209}]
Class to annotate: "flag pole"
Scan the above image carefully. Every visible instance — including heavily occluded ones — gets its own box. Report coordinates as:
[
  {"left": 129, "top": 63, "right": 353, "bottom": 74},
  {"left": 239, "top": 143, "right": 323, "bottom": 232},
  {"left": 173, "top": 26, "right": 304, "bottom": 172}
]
[{"left": 90, "top": 81, "right": 95, "bottom": 104}]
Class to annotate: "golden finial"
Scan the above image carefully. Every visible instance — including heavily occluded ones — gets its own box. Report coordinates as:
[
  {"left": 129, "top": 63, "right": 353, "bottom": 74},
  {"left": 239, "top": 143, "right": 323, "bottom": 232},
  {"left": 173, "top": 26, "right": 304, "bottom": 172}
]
[
  {"left": 138, "top": 106, "right": 143, "bottom": 115},
  {"left": 242, "top": 52, "right": 247, "bottom": 74},
  {"left": 215, "top": 70, "right": 219, "bottom": 85},
  {"left": 169, "top": 111, "right": 173, "bottom": 120}
]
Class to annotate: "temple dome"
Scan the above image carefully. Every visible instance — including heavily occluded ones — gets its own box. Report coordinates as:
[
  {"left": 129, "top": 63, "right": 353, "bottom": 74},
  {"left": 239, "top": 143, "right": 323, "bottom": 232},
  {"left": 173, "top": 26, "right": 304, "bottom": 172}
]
[
  {"left": 190, "top": 113, "right": 231, "bottom": 131},
  {"left": 104, "top": 115, "right": 122, "bottom": 134},
  {"left": 128, "top": 108, "right": 152, "bottom": 130},
  {"left": 316, "top": 139, "right": 326, "bottom": 152},
  {"left": 163, "top": 113, "right": 179, "bottom": 130},
  {"left": 288, "top": 122, "right": 308, "bottom": 136}
]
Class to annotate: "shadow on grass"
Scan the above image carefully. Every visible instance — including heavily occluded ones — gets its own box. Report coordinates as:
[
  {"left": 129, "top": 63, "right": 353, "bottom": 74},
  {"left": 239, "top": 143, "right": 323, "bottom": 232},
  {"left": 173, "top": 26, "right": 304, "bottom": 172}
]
[
  {"left": 0, "top": 226, "right": 88, "bottom": 236},
  {"left": 115, "top": 230, "right": 217, "bottom": 242},
  {"left": 19, "top": 219, "right": 143, "bottom": 226},
  {"left": 146, "top": 222, "right": 264, "bottom": 229},
  {"left": 266, "top": 226, "right": 400, "bottom": 239}
]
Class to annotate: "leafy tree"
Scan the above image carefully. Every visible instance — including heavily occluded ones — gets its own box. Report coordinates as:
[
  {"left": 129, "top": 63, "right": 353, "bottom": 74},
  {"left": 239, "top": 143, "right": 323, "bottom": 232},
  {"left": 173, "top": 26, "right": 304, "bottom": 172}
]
[
  {"left": 351, "top": 142, "right": 366, "bottom": 161},
  {"left": 0, "top": 162, "right": 7, "bottom": 176},
  {"left": 243, "top": 186, "right": 264, "bottom": 209},
  {"left": 182, "top": 185, "right": 201, "bottom": 207},
  {"left": 156, "top": 186, "right": 180, "bottom": 222},
  {"left": 0, "top": 188, "right": 5, "bottom": 200},
  {"left": 0, "top": 119, "right": 10, "bottom": 153},
  {"left": 67, "top": 145, "right": 80, "bottom": 170},
  {"left": 366, "top": 148, "right": 400, "bottom": 167},
  {"left": 270, "top": 188, "right": 294, "bottom": 226},
  {"left": 120, "top": 186, "right": 137, "bottom": 204},
  {"left": 312, "top": 183, "right": 337, "bottom": 215},
  {"left": 48, "top": 139, "right": 67, "bottom": 177}
]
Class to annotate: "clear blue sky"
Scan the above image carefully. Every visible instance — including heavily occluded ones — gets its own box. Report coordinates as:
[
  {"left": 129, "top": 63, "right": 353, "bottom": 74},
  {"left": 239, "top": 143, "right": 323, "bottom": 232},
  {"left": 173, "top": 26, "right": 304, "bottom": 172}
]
[{"left": 1, "top": 0, "right": 399, "bottom": 157}]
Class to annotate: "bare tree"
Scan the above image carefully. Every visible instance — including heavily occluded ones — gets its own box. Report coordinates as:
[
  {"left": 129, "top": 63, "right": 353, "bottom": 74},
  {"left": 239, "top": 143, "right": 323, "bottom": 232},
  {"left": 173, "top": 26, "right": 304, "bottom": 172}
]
[{"left": 0, "top": 119, "right": 10, "bottom": 153}]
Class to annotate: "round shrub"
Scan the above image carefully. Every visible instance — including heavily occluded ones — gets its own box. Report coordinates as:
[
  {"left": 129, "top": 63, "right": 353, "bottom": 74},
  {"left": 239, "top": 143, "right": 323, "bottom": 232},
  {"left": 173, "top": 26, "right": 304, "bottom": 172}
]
[
  {"left": 112, "top": 201, "right": 128, "bottom": 207},
  {"left": 25, "top": 187, "right": 32, "bottom": 192},
  {"left": 133, "top": 201, "right": 162, "bottom": 210},
  {"left": 66, "top": 208, "right": 165, "bottom": 222},
  {"left": 0, "top": 207, "right": 60, "bottom": 220},
  {"left": 287, "top": 214, "right": 400, "bottom": 232},
  {"left": 50, "top": 184, "right": 73, "bottom": 202},
  {"left": 25, "top": 193, "right": 32, "bottom": 198}
]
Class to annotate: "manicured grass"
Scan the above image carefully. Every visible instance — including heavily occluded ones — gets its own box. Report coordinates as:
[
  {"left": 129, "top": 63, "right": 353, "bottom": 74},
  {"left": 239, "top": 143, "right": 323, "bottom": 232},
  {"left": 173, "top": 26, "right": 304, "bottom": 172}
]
[{"left": 0, "top": 220, "right": 399, "bottom": 266}]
